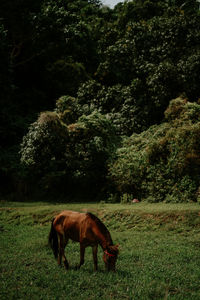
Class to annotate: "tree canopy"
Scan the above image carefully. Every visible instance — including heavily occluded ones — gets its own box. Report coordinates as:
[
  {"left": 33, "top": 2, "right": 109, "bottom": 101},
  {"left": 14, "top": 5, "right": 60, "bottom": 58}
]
[{"left": 1, "top": 0, "right": 200, "bottom": 201}]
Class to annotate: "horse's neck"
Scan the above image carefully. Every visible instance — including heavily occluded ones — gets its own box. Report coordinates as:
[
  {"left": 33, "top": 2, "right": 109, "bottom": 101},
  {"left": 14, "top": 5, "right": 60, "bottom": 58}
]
[
  {"left": 89, "top": 214, "right": 113, "bottom": 250},
  {"left": 98, "top": 228, "right": 113, "bottom": 250}
]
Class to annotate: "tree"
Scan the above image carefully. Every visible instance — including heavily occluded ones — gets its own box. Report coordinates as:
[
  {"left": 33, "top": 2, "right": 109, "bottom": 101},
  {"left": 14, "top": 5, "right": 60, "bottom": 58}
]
[
  {"left": 20, "top": 108, "right": 119, "bottom": 198},
  {"left": 2, "top": 0, "right": 200, "bottom": 201},
  {"left": 109, "top": 97, "right": 200, "bottom": 202},
  {"left": 0, "top": 0, "right": 103, "bottom": 197}
]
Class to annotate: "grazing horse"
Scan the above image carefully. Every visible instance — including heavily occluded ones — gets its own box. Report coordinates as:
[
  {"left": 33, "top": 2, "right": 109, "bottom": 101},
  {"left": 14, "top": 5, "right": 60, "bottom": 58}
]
[{"left": 48, "top": 210, "right": 119, "bottom": 271}]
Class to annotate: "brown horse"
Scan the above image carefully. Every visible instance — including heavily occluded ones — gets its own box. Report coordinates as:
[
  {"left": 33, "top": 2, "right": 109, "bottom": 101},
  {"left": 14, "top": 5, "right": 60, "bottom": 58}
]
[{"left": 48, "top": 210, "right": 119, "bottom": 271}]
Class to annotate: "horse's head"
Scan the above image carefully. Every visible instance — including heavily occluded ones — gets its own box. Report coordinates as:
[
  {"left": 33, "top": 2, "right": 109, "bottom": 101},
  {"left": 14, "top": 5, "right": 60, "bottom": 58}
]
[{"left": 103, "top": 245, "right": 119, "bottom": 271}]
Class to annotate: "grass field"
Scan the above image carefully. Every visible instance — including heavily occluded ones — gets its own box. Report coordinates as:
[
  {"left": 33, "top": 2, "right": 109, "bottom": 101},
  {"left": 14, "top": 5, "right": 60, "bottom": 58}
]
[{"left": 1, "top": 201, "right": 200, "bottom": 299}]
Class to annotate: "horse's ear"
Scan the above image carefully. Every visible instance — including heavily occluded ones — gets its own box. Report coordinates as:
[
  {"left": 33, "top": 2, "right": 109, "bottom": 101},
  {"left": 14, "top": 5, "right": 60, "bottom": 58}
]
[
  {"left": 116, "top": 244, "right": 120, "bottom": 252},
  {"left": 107, "top": 245, "right": 119, "bottom": 254},
  {"left": 114, "top": 244, "right": 120, "bottom": 250},
  {"left": 112, "top": 244, "right": 120, "bottom": 254}
]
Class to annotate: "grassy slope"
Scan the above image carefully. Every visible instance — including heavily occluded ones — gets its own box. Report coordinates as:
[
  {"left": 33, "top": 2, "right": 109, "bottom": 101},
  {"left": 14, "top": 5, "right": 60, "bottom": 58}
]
[{"left": 0, "top": 202, "right": 200, "bottom": 299}]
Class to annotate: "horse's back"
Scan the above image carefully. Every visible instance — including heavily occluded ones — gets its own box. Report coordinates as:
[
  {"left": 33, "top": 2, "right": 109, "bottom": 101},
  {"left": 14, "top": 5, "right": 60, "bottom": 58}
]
[
  {"left": 53, "top": 210, "right": 109, "bottom": 245},
  {"left": 53, "top": 210, "right": 89, "bottom": 241}
]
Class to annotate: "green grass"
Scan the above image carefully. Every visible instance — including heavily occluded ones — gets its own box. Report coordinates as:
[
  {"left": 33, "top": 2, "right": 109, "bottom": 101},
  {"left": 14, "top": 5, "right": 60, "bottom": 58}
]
[{"left": 1, "top": 202, "right": 200, "bottom": 299}]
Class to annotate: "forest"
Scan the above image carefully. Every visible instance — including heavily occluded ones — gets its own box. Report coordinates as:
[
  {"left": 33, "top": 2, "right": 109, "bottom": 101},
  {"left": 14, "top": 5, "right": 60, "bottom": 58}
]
[{"left": 1, "top": 0, "right": 200, "bottom": 202}]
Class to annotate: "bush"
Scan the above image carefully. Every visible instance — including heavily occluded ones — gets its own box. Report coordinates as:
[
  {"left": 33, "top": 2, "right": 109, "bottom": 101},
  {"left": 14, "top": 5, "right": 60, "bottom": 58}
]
[
  {"left": 20, "top": 110, "right": 119, "bottom": 198},
  {"left": 109, "top": 98, "right": 200, "bottom": 202},
  {"left": 120, "top": 193, "right": 133, "bottom": 204},
  {"left": 20, "top": 111, "right": 68, "bottom": 170}
]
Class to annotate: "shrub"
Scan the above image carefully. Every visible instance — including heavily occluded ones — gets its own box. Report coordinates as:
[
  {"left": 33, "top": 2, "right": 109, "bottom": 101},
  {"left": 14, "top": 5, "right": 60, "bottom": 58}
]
[
  {"left": 20, "top": 110, "right": 119, "bottom": 198},
  {"left": 120, "top": 193, "right": 133, "bottom": 204},
  {"left": 20, "top": 111, "right": 68, "bottom": 170},
  {"left": 109, "top": 98, "right": 200, "bottom": 202}
]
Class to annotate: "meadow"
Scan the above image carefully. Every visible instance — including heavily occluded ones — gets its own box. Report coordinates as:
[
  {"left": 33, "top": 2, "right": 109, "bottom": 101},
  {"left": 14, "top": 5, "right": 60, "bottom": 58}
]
[{"left": 1, "top": 201, "right": 200, "bottom": 299}]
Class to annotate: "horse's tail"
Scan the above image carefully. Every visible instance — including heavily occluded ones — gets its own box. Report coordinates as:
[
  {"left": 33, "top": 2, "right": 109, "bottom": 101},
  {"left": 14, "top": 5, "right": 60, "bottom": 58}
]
[{"left": 48, "top": 218, "right": 58, "bottom": 259}]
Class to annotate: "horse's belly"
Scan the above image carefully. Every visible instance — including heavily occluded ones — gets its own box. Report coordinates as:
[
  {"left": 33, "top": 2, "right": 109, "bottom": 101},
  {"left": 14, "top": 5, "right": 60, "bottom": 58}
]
[
  {"left": 66, "top": 229, "right": 80, "bottom": 242},
  {"left": 67, "top": 229, "right": 97, "bottom": 246}
]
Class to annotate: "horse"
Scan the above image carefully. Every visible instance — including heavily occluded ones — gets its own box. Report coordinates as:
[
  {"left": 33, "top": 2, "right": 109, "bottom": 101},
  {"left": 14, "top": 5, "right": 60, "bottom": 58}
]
[{"left": 48, "top": 210, "right": 119, "bottom": 271}]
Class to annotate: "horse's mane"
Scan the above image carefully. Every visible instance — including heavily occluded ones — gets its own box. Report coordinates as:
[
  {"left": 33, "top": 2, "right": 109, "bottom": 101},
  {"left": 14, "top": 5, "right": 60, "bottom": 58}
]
[{"left": 86, "top": 212, "right": 113, "bottom": 245}]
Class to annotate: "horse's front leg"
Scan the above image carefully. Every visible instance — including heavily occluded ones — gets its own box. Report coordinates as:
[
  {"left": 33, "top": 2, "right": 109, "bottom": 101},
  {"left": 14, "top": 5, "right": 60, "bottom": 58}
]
[
  {"left": 92, "top": 245, "right": 98, "bottom": 271},
  {"left": 77, "top": 243, "right": 85, "bottom": 269}
]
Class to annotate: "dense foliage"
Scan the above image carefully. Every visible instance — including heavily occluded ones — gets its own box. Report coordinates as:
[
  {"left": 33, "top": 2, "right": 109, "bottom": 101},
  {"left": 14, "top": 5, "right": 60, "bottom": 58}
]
[
  {"left": 20, "top": 107, "right": 118, "bottom": 199},
  {"left": 109, "top": 98, "right": 200, "bottom": 202},
  {"left": 1, "top": 0, "right": 200, "bottom": 201}
]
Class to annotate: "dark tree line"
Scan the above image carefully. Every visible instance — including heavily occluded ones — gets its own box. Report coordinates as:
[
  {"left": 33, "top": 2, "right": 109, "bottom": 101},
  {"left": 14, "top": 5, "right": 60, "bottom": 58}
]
[{"left": 1, "top": 0, "right": 200, "bottom": 202}]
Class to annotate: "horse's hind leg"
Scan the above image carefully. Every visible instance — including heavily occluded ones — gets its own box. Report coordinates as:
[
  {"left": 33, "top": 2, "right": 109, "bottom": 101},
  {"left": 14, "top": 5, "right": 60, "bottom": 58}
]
[
  {"left": 63, "top": 238, "right": 69, "bottom": 269},
  {"left": 57, "top": 234, "right": 62, "bottom": 266},
  {"left": 58, "top": 234, "right": 69, "bottom": 269}
]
